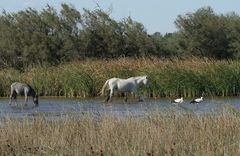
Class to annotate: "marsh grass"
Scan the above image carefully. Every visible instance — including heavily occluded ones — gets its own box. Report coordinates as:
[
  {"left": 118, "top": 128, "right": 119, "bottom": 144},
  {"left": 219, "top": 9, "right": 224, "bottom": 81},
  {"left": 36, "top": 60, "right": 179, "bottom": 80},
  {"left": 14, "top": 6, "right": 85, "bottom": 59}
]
[
  {"left": 1, "top": 58, "right": 240, "bottom": 98},
  {"left": 0, "top": 110, "right": 240, "bottom": 155}
]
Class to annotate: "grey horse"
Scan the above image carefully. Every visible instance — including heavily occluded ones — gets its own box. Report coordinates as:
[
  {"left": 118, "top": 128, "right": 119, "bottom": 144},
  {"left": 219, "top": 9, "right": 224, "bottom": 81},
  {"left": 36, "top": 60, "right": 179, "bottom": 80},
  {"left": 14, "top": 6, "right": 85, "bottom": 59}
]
[{"left": 9, "top": 82, "right": 38, "bottom": 106}]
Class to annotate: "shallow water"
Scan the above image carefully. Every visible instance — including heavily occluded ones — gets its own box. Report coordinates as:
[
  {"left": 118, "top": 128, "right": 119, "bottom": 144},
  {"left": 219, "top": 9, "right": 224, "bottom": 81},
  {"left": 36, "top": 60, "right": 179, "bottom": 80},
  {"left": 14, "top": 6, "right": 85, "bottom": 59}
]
[{"left": 0, "top": 97, "right": 240, "bottom": 119}]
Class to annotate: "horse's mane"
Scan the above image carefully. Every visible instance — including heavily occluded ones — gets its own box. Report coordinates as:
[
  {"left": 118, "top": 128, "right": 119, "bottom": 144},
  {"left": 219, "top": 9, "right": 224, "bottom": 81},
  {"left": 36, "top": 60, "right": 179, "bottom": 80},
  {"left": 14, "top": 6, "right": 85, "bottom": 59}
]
[
  {"left": 27, "top": 84, "right": 37, "bottom": 96},
  {"left": 131, "top": 75, "right": 147, "bottom": 79}
]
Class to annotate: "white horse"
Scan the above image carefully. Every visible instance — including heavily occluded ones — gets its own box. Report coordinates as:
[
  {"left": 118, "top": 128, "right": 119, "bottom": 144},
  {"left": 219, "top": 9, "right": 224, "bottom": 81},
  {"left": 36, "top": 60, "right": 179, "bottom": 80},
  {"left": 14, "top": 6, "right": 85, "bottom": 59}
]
[{"left": 101, "top": 75, "right": 151, "bottom": 102}]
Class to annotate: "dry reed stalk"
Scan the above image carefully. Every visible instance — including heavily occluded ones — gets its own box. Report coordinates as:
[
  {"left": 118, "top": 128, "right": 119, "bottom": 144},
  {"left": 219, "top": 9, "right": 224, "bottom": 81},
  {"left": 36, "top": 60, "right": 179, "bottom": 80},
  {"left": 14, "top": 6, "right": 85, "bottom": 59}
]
[{"left": 0, "top": 111, "right": 239, "bottom": 155}]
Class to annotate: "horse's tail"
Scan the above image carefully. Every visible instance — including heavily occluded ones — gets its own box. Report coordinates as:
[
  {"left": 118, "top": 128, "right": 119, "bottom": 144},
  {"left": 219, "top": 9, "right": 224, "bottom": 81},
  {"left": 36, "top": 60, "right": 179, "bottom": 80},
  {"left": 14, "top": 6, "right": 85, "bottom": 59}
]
[{"left": 100, "top": 79, "right": 109, "bottom": 96}]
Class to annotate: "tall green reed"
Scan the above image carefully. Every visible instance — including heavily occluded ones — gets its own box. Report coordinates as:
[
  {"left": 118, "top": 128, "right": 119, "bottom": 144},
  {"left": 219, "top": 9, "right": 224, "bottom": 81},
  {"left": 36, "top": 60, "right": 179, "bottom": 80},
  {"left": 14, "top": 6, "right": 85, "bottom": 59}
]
[{"left": 0, "top": 58, "right": 240, "bottom": 98}]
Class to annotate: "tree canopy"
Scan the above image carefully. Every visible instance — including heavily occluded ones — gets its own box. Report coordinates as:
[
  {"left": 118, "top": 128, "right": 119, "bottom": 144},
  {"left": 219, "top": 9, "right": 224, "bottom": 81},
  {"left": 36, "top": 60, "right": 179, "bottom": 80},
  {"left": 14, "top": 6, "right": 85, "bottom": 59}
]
[{"left": 0, "top": 5, "right": 240, "bottom": 70}]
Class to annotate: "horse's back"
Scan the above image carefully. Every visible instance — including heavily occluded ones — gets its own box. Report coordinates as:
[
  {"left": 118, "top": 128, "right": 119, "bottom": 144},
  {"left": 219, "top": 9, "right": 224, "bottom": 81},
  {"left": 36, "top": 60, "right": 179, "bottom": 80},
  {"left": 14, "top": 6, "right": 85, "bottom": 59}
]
[
  {"left": 11, "top": 82, "right": 30, "bottom": 93},
  {"left": 108, "top": 78, "right": 124, "bottom": 87},
  {"left": 108, "top": 78, "right": 137, "bottom": 92},
  {"left": 108, "top": 78, "right": 120, "bottom": 84},
  {"left": 10, "top": 82, "right": 18, "bottom": 88},
  {"left": 11, "top": 82, "right": 28, "bottom": 88}
]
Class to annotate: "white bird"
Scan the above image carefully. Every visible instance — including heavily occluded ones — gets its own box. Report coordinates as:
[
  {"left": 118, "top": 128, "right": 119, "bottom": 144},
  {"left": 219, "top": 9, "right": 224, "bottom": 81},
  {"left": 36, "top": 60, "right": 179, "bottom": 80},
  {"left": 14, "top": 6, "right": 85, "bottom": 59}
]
[
  {"left": 172, "top": 97, "right": 183, "bottom": 104},
  {"left": 190, "top": 97, "right": 203, "bottom": 104}
]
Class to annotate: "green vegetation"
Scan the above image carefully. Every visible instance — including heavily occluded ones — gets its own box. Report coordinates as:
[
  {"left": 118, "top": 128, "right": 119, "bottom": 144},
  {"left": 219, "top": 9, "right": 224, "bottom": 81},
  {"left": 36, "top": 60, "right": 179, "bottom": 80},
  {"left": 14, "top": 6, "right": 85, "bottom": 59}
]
[
  {"left": 0, "top": 5, "right": 240, "bottom": 70},
  {"left": 0, "top": 58, "right": 240, "bottom": 98},
  {"left": 1, "top": 4, "right": 240, "bottom": 98},
  {"left": 0, "top": 110, "right": 240, "bottom": 155},
  {"left": 1, "top": 4, "right": 240, "bottom": 156}
]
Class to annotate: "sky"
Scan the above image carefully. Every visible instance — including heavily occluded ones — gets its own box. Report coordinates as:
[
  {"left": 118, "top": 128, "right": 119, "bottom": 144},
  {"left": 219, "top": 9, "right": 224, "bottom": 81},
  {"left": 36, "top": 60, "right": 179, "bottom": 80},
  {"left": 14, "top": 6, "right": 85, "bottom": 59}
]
[{"left": 1, "top": 0, "right": 240, "bottom": 34}]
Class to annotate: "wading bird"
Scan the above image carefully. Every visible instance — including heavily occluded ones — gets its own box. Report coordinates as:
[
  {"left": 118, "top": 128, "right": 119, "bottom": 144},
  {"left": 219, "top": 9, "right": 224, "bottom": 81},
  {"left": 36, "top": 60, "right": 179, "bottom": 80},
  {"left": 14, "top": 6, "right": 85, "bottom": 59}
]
[
  {"left": 172, "top": 97, "right": 183, "bottom": 104},
  {"left": 190, "top": 97, "right": 203, "bottom": 104}
]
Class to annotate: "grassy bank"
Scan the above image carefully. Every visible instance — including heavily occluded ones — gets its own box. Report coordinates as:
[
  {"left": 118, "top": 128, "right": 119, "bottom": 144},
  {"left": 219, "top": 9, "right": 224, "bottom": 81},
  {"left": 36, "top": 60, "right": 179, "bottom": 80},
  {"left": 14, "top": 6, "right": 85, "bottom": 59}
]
[
  {"left": 1, "top": 58, "right": 240, "bottom": 98},
  {"left": 0, "top": 110, "right": 240, "bottom": 155}
]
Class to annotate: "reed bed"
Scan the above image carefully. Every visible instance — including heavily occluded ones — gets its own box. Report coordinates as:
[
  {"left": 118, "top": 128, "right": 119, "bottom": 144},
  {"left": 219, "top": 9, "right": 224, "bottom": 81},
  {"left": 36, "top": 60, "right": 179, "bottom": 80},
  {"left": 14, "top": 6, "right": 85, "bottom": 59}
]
[
  {"left": 0, "top": 110, "right": 240, "bottom": 155},
  {"left": 1, "top": 58, "right": 240, "bottom": 98}
]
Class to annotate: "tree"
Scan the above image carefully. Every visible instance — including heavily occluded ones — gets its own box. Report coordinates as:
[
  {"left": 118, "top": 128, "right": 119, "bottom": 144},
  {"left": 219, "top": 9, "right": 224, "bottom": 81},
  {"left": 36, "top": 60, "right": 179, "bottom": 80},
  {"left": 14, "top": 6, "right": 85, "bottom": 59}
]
[
  {"left": 175, "top": 7, "right": 232, "bottom": 59},
  {"left": 226, "top": 12, "right": 240, "bottom": 59},
  {"left": 0, "top": 11, "right": 20, "bottom": 69},
  {"left": 81, "top": 9, "right": 124, "bottom": 57},
  {"left": 59, "top": 3, "right": 82, "bottom": 61}
]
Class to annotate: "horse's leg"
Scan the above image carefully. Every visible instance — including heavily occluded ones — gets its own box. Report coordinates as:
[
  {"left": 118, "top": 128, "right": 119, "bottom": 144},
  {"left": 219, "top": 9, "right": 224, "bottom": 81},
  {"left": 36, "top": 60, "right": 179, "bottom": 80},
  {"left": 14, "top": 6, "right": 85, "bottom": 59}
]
[
  {"left": 24, "top": 92, "right": 28, "bottom": 106},
  {"left": 12, "top": 93, "right": 17, "bottom": 106},
  {"left": 9, "top": 91, "right": 17, "bottom": 105},
  {"left": 107, "top": 88, "right": 114, "bottom": 102},
  {"left": 132, "top": 88, "right": 142, "bottom": 102},
  {"left": 14, "top": 95, "right": 18, "bottom": 105},
  {"left": 105, "top": 88, "right": 113, "bottom": 102},
  {"left": 139, "top": 93, "right": 145, "bottom": 102},
  {"left": 9, "top": 94, "right": 13, "bottom": 105},
  {"left": 136, "top": 90, "right": 144, "bottom": 102},
  {"left": 25, "top": 96, "right": 28, "bottom": 106},
  {"left": 9, "top": 88, "right": 14, "bottom": 105},
  {"left": 124, "top": 92, "right": 128, "bottom": 102},
  {"left": 105, "top": 89, "right": 111, "bottom": 102}
]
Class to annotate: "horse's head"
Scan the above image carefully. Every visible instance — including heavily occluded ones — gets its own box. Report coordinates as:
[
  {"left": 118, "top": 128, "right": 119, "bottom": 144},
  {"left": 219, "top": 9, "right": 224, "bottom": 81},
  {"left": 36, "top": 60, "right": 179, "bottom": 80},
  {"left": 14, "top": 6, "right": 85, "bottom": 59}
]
[
  {"left": 142, "top": 75, "right": 151, "bottom": 88},
  {"left": 141, "top": 75, "right": 153, "bottom": 98},
  {"left": 33, "top": 95, "right": 39, "bottom": 106}
]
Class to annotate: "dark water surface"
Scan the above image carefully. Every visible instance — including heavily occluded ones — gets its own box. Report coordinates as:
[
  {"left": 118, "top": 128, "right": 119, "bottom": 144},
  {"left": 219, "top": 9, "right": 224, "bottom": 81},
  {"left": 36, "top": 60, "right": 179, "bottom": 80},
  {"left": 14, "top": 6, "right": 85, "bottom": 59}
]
[{"left": 0, "top": 97, "right": 240, "bottom": 119}]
